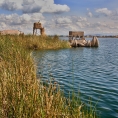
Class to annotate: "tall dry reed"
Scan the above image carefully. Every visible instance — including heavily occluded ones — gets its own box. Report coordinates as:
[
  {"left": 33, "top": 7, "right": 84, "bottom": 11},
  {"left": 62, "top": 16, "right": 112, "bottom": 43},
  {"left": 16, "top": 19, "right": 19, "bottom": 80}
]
[{"left": 0, "top": 35, "right": 98, "bottom": 118}]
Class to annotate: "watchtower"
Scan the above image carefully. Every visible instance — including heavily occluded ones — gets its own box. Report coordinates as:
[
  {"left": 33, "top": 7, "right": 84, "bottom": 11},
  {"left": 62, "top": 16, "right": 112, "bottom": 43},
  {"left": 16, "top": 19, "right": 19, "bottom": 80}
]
[
  {"left": 33, "top": 21, "right": 44, "bottom": 35},
  {"left": 69, "top": 31, "right": 84, "bottom": 40}
]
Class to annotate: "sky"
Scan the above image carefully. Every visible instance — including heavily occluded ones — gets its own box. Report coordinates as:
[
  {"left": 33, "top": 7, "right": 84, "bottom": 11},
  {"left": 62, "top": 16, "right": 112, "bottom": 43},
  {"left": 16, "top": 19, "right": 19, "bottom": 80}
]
[{"left": 0, "top": 0, "right": 118, "bottom": 35}]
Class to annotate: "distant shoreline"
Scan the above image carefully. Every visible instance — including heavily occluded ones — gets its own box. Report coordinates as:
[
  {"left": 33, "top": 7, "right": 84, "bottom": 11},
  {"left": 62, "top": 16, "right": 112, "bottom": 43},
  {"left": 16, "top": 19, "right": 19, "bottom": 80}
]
[
  {"left": 48, "top": 35, "right": 118, "bottom": 38},
  {"left": 85, "top": 36, "right": 118, "bottom": 38}
]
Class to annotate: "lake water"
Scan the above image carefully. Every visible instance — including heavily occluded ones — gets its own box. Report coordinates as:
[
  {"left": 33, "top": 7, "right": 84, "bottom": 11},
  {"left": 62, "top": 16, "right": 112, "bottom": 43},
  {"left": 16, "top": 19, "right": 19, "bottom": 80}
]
[{"left": 33, "top": 38, "right": 118, "bottom": 118}]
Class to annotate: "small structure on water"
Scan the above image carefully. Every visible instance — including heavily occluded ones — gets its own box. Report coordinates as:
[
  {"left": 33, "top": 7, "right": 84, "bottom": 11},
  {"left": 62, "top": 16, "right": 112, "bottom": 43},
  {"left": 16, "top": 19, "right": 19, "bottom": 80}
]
[
  {"left": 69, "top": 31, "right": 99, "bottom": 47},
  {"left": 33, "top": 21, "right": 46, "bottom": 36},
  {"left": 69, "top": 31, "right": 84, "bottom": 40}
]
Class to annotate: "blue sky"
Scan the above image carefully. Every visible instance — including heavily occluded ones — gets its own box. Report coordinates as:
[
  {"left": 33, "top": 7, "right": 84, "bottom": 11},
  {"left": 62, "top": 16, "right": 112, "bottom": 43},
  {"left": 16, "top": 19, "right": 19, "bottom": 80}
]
[{"left": 0, "top": 0, "right": 118, "bottom": 35}]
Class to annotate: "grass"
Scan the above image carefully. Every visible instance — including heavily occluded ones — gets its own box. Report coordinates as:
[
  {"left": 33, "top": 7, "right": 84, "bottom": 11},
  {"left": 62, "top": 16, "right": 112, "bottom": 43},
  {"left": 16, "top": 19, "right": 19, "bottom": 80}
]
[
  {"left": 6, "top": 34, "right": 70, "bottom": 50},
  {"left": 0, "top": 35, "right": 98, "bottom": 118}
]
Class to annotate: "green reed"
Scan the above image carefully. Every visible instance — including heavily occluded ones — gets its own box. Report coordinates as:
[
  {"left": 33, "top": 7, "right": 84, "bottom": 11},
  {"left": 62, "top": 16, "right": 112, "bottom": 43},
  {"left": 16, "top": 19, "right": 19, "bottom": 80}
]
[{"left": 0, "top": 35, "right": 98, "bottom": 118}]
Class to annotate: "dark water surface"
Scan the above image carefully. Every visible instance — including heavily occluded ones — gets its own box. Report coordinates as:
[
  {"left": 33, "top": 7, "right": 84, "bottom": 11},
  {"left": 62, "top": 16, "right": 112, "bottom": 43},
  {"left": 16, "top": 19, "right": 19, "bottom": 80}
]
[{"left": 33, "top": 38, "right": 118, "bottom": 118}]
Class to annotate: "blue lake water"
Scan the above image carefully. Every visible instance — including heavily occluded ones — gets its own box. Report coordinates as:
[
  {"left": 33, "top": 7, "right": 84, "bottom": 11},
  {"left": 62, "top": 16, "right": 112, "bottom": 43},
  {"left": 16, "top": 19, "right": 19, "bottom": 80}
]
[{"left": 33, "top": 38, "right": 118, "bottom": 118}]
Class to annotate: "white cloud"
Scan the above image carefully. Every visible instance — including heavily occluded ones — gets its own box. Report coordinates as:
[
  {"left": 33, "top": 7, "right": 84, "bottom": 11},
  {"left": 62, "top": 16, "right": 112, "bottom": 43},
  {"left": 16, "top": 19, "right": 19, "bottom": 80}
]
[
  {"left": 96, "top": 27, "right": 101, "bottom": 30},
  {"left": 40, "top": 4, "right": 70, "bottom": 13},
  {"left": 0, "top": 0, "right": 22, "bottom": 10},
  {"left": 0, "top": 0, "right": 70, "bottom": 14},
  {"left": 0, "top": 0, "right": 88, "bottom": 35},
  {"left": 56, "top": 17, "right": 72, "bottom": 24},
  {"left": 77, "top": 17, "right": 87, "bottom": 22},
  {"left": 87, "top": 22, "right": 107, "bottom": 29},
  {"left": 111, "top": 16, "right": 118, "bottom": 20},
  {"left": 0, "top": 0, "right": 118, "bottom": 35},
  {"left": 65, "top": 25, "right": 77, "bottom": 31},
  {"left": 87, "top": 11, "right": 93, "bottom": 17},
  {"left": 21, "top": 14, "right": 31, "bottom": 21},
  {"left": 87, "top": 8, "right": 93, "bottom": 17},
  {"left": 0, "top": 0, "right": 18, "bottom": 11},
  {"left": 96, "top": 8, "right": 112, "bottom": 16},
  {"left": 76, "top": 22, "right": 84, "bottom": 28},
  {"left": 45, "top": 16, "right": 89, "bottom": 35},
  {"left": 85, "top": 22, "right": 90, "bottom": 27},
  {"left": 23, "top": 0, "right": 34, "bottom": 5},
  {"left": 0, "top": 12, "right": 44, "bottom": 25},
  {"left": 0, "top": 22, "right": 7, "bottom": 29},
  {"left": 0, "top": 13, "right": 45, "bottom": 34},
  {"left": 22, "top": 4, "right": 41, "bottom": 13}
]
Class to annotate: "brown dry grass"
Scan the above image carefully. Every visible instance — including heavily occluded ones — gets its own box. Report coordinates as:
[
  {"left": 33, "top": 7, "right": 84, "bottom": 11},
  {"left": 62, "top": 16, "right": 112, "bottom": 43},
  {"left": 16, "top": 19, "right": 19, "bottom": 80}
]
[{"left": 0, "top": 35, "right": 98, "bottom": 118}]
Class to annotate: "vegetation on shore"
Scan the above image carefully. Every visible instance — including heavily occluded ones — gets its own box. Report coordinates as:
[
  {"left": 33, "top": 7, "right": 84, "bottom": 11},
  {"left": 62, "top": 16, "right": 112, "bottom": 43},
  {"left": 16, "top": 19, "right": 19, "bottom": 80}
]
[
  {"left": 9, "top": 35, "right": 70, "bottom": 50},
  {"left": 0, "top": 35, "right": 98, "bottom": 118}
]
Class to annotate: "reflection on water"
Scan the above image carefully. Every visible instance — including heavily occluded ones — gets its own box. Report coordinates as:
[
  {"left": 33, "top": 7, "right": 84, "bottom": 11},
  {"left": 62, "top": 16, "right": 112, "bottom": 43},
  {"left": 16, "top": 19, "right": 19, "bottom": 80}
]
[{"left": 33, "top": 38, "right": 118, "bottom": 118}]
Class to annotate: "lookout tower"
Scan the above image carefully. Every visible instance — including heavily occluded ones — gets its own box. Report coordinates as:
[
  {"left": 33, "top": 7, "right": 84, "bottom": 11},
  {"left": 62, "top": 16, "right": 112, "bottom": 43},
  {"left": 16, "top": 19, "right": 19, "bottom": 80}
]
[{"left": 33, "top": 21, "right": 45, "bottom": 35}]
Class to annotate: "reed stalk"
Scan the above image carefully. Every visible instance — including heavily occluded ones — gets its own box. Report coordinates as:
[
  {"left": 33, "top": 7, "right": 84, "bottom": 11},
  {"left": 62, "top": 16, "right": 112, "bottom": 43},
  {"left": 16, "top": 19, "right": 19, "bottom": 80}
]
[{"left": 0, "top": 35, "right": 98, "bottom": 118}]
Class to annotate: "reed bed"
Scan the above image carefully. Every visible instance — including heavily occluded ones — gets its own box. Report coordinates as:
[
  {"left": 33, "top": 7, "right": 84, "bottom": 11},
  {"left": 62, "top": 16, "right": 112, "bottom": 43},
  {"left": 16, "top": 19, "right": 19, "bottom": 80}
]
[
  {"left": 0, "top": 35, "right": 98, "bottom": 118},
  {"left": 5, "top": 35, "right": 70, "bottom": 50}
]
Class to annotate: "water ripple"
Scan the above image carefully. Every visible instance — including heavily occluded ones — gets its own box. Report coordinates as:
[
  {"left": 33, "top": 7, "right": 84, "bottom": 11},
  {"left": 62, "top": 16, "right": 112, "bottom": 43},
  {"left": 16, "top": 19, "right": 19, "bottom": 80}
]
[{"left": 33, "top": 38, "right": 118, "bottom": 118}]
